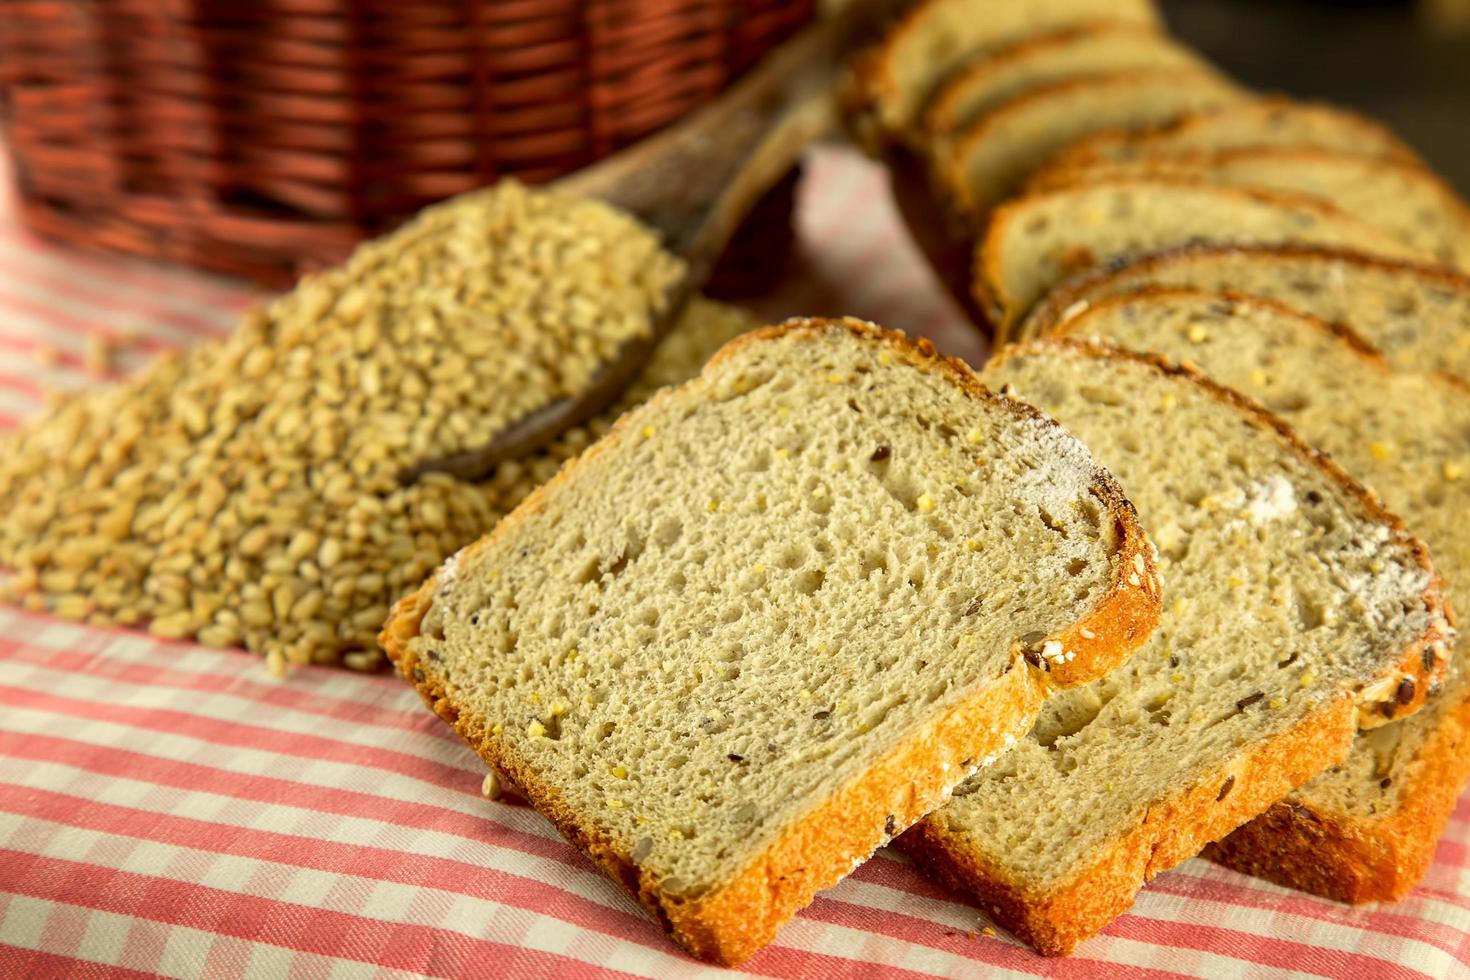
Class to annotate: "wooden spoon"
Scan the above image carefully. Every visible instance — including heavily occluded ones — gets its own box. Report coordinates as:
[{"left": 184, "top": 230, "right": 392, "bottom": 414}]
[{"left": 399, "top": 2, "right": 897, "bottom": 483}]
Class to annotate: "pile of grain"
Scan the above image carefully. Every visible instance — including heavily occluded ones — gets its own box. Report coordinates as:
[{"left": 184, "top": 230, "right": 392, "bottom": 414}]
[{"left": 0, "top": 181, "right": 748, "bottom": 674}]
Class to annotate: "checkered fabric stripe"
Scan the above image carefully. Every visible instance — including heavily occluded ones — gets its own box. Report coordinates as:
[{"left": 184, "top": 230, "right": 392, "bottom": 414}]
[{"left": 1, "top": 144, "right": 1468, "bottom": 979}]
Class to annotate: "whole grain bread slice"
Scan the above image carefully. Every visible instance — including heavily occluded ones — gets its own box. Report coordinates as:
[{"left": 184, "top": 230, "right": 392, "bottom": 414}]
[
  {"left": 1045, "top": 96, "right": 1423, "bottom": 172},
  {"left": 844, "top": 0, "right": 1160, "bottom": 146},
  {"left": 939, "top": 69, "right": 1244, "bottom": 219},
  {"left": 975, "top": 180, "right": 1429, "bottom": 337},
  {"left": 1045, "top": 288, "right": 1470, "bottom": 903},
  {"left": 1020, "top": 245, "right": 1470, "bottom": 382},
  {"left": 1026, "top": 147, "right": 1470, "bottom": 268},
  {"left": 901, "top": 339, "right": 1451, "bottom": 956},
  {"left": 923, "top": 23, "right": 1212, "bottom": 144},
  {"left": 380, "top": 318, "right": 1161, "bottom": 966}
]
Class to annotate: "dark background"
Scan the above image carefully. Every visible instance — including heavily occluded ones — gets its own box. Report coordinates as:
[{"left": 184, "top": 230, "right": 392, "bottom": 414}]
[{"left": 1162, "top": 0, "right": 1470, "bottom": 193}]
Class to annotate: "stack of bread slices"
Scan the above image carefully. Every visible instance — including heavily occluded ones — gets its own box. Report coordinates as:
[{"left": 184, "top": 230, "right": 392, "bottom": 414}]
[
  {"left": 847, "top": 0, "right": 1470, "bottom": 956},
  {"left": 380, "top": 0, "right": 1470, "bottom": 965}
]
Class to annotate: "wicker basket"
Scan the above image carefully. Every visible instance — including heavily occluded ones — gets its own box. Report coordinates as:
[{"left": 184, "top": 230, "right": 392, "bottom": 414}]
[{"left": 0, "top": 0, "right": 812, "bottom": 291}]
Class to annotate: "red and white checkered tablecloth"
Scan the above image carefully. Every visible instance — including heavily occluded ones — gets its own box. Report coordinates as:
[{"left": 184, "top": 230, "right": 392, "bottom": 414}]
[{"left": 2, "top": 143, "right": 1469, "bottom": 979}]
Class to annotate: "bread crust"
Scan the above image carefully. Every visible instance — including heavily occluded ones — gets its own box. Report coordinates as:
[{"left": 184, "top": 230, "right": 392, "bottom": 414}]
[
  {"left": 1043, "top": 96, "right": 1424, "bottom": 176},
  {"left": 1203, "top": 674, "right": 1470, "bottom": 903},
  {"left": 380, "top": 318, "right": 1162, "bottom": 965},
  {"left": 939, "top": 68, "right": 1242, "bottom": 219},
  {"left": 902, "top": 689, "right": 1358, "bottom": 955},
  {"left": 1019, "top": 146, "right": 1470, "bottom": 268},
  {"left": 901, "top": 338, "right": 1453, "bottom": 955},
  {"left": 973, "top": 181, "right": 1421, "bottom": 339},
  {"left": 922, "top": 22, "right": 1171, "bottom": 139},
  {"left": 1021, "top": 242, "right": 1470, "bottom": 342},
  {"left": 843, "top": 0, "right": 1159, "bottom": 147}
]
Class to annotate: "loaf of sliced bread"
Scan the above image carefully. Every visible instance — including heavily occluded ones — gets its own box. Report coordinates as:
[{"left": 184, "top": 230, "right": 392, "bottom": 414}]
[
  {"left": 900, "top": 339, "right": 1451, "bottom": 956},
  {"left": 976, "top": 180, "right": 1428, "bottom": 335},
  {"left": 940, "top": 69, "right": 1244, "bottom": 218},
  {"left": 381, "top": 318, "right": 1162, "bottom": 965},
  {"left": 1046, "top": 288, "right": 1470, "bottom": 903},
  {"left": 924, "top": 23, "right": 1211, "bottom": 144},
  {"left": 1026, "top": 147, "right": 1470, "bottom": 268},
  {"left": 1046, "top": 96, "right": 1423, "bottom": 172},
  {"left": 1021, "top": 246, "right": 1470, "bottom": 382},
  {"left": 845, "top": 0, "right": 1160, "bottom": 144}
]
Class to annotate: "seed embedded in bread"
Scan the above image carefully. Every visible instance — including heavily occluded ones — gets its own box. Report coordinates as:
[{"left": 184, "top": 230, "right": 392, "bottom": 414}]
[{"left": 381, "top": 317, "right": 1161, "bottom": 965}]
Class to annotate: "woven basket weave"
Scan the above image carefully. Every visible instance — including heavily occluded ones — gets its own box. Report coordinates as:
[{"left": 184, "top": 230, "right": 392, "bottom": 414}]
[{"left": 0, "top": 0, "right": 812, "bottom": 288}]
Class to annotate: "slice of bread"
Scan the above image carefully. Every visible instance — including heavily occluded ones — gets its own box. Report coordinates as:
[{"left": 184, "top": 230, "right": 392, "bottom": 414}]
[
  {"left": 901, "top": 339, "right": 1451, "bottom": 956},
  {"left": 924, "top": 23, "right": 1211, "bottom": 144},
  {"left": 975, "top": 180, "right": 1428, "bottom": 335},
  {"left": 1046, "top": 96, "right": 1423, "bottom": 172},
  {"left": 1021, "top": 245, "right": 1470, "bottom": 383},
  {"left": 380, "top": 318, "right": 1162, "bottom": 965},
  {"left": 1027, "top": 148, "right": 1470, "bottom": 268},
  {"left": 939, "top": 69, "right": 1244, "bottom": 219},
  {"left": 1045, "top": 288, "right": 1470, "bottom": 903},
  {"left": 846, "top": 0, "right": 1159, "bottom": 145},
  {"left": 1205, "top": 658, "right": 1470, "bottom": 903}
]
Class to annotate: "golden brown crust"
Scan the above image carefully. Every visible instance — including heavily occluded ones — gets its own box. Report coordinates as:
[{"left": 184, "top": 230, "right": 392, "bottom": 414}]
[
  {"left": 1026, "top": 144, "right": 1465, "bottom": 200},
  {"left": 1048, "top": 285, "right": 1389, "bottom": 363},
  {"left": 921, "top": 22, "right": 1165, "bottom": 138},
  {"left": 1021, "top": 242, "right": 1470, "bottom": 342},
  {"left": 1044, "top": 95, "right": 1425, "bottom": 175},
  {"left": 1204, "top": 675, "right": 1470, "bottom": 902},
  {"left": 900, "top": 338, "right": 1453, "bottom": 955},
  {"left": 973, "top": 181, "right": 1417, "bottom": 343},
  {"left": 381, "top": 317, "right": 1162, "bottom": 966},
  {"left": 940, "top": 69, "right": 1243, "bottom": 219},
  {"left": 903, "top": 691, "right": 1361, "bottom": 955}
]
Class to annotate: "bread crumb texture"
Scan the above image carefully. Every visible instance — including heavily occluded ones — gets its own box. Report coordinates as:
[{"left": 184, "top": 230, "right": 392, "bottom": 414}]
[{"left": 397, "top": 319, "right": 1154, "bottom": 960}]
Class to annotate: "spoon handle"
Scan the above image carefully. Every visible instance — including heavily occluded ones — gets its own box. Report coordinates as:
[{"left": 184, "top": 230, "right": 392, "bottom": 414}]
[{"left": 556, "top": 3, "right": 878, "bottom": 282}]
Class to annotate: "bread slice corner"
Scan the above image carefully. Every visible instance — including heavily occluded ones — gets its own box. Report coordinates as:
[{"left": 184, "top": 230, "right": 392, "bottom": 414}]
[{"left": 382, "top": 317, "right": 1162, "bottom": 964}]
